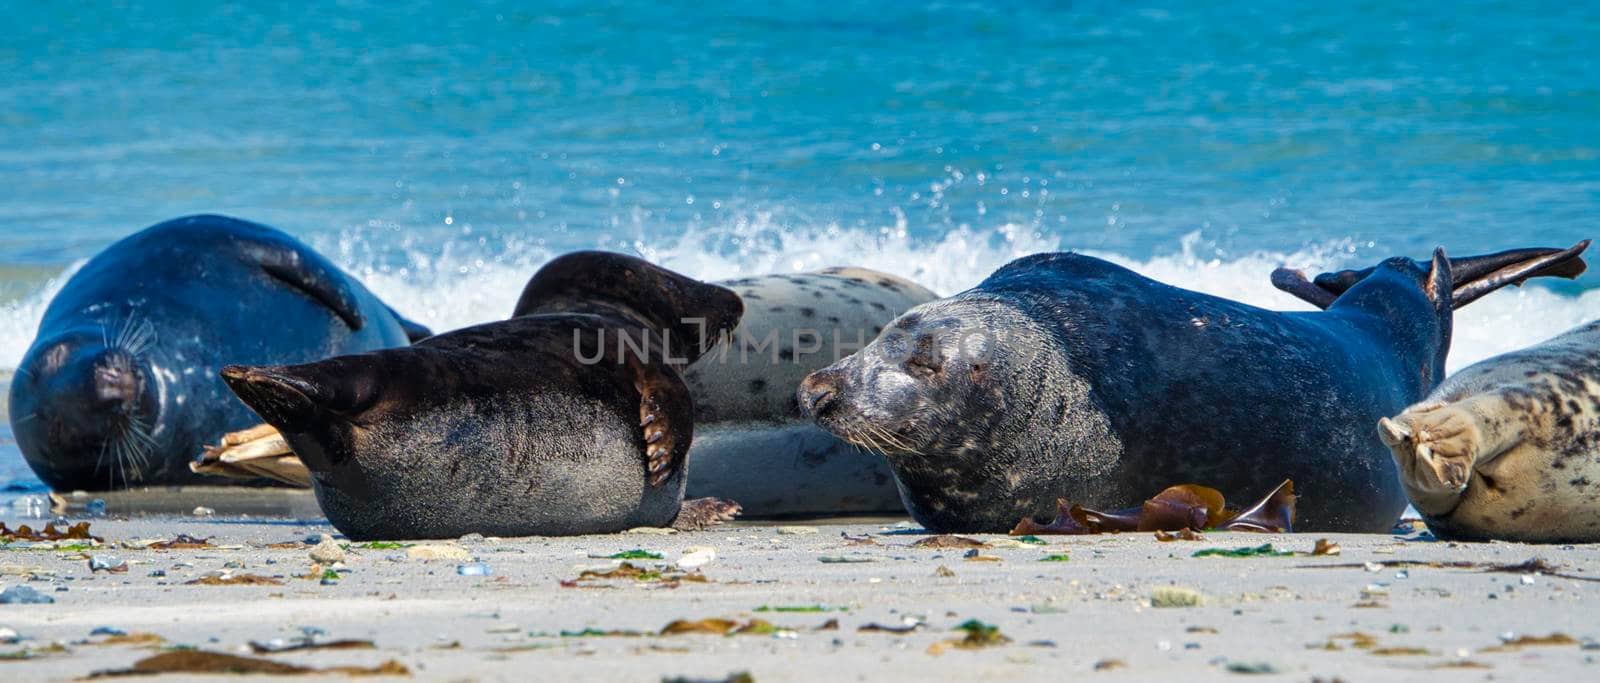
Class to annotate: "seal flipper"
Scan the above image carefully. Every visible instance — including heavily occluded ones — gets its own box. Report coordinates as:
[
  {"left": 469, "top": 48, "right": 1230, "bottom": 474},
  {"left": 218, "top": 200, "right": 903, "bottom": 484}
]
[
  {"left": 512, "top": 251, "right": 744, "bottom": 366},
  {"left": 671, "top": 498, "right": 742, "bottom": 530},
  {"left": 235, "top": 238, "right": 368, "bottom": 332},
  {"left": 1288, "top": 242, "right": 1590, "bottom": 310},
  {"left": 1450, "top": 240, "right": 1590, "bottom": 309},
  {"left": 630, "top": 357, "right": 695, "bottom": 487}
]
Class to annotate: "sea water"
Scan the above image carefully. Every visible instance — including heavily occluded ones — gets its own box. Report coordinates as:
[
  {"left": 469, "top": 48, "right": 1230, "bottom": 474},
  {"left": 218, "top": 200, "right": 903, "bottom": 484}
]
[{"left": 2, "top": 1, "right": 1598, "bottom": 491}]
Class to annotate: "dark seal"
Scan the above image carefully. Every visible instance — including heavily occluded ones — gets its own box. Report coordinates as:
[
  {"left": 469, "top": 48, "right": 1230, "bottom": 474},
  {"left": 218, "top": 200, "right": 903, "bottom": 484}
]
[
  {"left": 797, "top": 244, "right": 1588, "bottom": 533},
  {"left": 221, "top": 252, "right": 745, "bottom": 540},
  {"left": 8, "top": 214, "right": 428, "bottom": 491}
]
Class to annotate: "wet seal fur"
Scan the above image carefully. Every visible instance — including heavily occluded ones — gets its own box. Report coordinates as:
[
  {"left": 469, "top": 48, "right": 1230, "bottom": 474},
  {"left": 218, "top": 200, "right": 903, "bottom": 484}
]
[
  {"left": 7, "top": 214, "right": 426, "bottom": 491},
  {"left": 1379, "top": 319, "right": 1600, "bottom": 543},
  {"left": 223, "top": 252, "right": 744, "bottom": 540},
  {"left": 658, "top": 268, "right": 937, "bottom": 516},
  {"left": 798, "top": 244, "right": 1588, "bottom": 533}
]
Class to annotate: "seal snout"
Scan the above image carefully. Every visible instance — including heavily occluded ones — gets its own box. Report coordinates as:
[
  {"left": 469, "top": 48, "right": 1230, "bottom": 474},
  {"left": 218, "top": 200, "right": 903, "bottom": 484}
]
[
  {"left": 797, "top": 372, "right": 841, "bottom": 419},
  {"left": 92, "top": 352, "right": 141, "bottom": 412}
]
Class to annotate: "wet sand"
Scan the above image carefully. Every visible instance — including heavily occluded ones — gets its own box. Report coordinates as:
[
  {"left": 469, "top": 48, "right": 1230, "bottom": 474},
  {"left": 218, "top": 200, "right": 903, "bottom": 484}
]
[{"left": 3, "top": 511, "right": 1598, "bottom": 682}]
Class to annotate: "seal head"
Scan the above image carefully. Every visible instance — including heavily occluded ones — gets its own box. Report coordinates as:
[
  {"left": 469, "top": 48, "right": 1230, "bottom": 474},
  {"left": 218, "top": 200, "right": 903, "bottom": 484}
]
[{"left": 7, "top": 214, "right": 425, "bottom": 491}]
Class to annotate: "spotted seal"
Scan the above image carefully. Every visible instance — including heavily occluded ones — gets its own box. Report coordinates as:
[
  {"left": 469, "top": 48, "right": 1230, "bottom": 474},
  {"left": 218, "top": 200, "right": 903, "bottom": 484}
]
[
  {"left": 797, "top": 244, "right": 1588, "bottom": 533},
  {"left": 7, "top": 214, "right": 428, "bottom": 491},
  {"left": 1378, "top": 318, "right": 1600, "bottom": 543},
  {"left": 221, "top": 252, "right": 743, "bottom": 540}
]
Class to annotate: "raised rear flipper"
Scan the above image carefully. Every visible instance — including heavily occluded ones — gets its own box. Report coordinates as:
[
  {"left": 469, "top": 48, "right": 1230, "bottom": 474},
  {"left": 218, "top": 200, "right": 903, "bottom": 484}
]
[{"left": 1274, "top": 241, "right": 1591, "bottom": 310}]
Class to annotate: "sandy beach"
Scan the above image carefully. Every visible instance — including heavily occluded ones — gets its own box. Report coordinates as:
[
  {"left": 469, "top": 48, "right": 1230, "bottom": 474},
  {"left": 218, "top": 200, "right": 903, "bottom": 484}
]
[{"left": 3, "top": 501, "right": 1597, "bottom": 682}]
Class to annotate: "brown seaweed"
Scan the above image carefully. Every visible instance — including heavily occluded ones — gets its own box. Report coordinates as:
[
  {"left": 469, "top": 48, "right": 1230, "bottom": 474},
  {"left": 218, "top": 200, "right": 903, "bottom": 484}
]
[
  {"left": 1010, "top": 480, "right": 1294, "bottom": 535},
  {"left": 0, "top": 521, "right": 101, "bottom": 543},
  {"left": 88, "top": 650, "right": 408, "bottom": 677}
]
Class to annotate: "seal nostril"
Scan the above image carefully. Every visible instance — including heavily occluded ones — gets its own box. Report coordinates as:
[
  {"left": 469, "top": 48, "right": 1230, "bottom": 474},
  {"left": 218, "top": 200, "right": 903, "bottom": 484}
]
[{"left": 807, "top": 389, "right": 837, "bottom": 418}]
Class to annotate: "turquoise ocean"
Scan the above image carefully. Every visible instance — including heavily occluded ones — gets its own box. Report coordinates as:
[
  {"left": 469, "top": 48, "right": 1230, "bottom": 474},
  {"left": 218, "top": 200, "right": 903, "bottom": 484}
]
[{"left": 2, "top": 1, "right": 1598, "bottom": 492}]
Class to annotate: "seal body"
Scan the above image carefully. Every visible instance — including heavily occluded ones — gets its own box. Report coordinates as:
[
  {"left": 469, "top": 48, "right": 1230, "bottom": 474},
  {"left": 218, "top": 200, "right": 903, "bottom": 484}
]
[
  {"left": 1379, "top": 320, "right": 1600, "bottom": 543},
  {"left": 798, "top": 249, "right": 1581, "bottom": 533},
  {"left": 7, "top": 214, "right": 425, "bottom": 491},
  {"left": 226, "top": 252, "right": 744, "bottom": 540},
  {"left": 680, "top": 268, "right": 938, "bottom": 516}
]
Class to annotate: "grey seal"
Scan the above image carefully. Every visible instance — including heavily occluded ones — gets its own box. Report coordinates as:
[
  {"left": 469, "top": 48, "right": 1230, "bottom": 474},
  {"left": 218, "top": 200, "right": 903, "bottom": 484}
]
[
  {"left": 797, "top": 244, "right": 1588, "bottom": 533},
  {"left": 7, "top": 214, "right": 427, "bottom": 491}
]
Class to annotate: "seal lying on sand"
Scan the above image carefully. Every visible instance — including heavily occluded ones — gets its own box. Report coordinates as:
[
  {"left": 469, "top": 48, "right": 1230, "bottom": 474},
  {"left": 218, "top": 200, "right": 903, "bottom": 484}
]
[
  {"left": 202, "top": 264, "right": 938, "bottom": 516},
  {"left": 7, "top": 214, "right": 427, "bottom": 491},
  {"left": 221, "top": 252, "right": 744, "bottom": 540},
  {"left": 1377, "top": 319, "right": 1600, "bottom": 543},
  {"left": 797, "top": 244, "right": 1588, "bottom": 533}
]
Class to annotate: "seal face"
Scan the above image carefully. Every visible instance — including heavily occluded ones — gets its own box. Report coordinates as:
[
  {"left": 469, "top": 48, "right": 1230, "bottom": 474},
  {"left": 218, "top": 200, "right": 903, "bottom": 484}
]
[
  {"left": 677, "top": 268, "right": 938, "bottom": 516},
  {"left": 799, "top": 246, "right": 1588, "bottom": 533},
  {"left": 225, "top": 252, "right": 744, "bottom": 540},
  {"left": 6, "top": 214, "right": 426, "bottom": 491},
  {"left": 1379, "top": 319, "right": 1600, "bottom": 543}
]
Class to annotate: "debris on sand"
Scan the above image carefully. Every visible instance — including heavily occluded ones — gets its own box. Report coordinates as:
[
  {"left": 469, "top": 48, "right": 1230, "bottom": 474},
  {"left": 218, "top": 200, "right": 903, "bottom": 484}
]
[
  {"left": 910, "top": 535, "right": 987, "bottom": 549},
  {"left": 88, "top": 555, "right": 128, "bottom": 574},
  {"left": 561, "top": 562, "right": 708, "bottom": 589},
  {"left": 1154, "top": 528, "right": 1204, "bottom": 542},
  {"left": 87, "top": 650, "right": 408, "bottom": 677},
  {"left": 185, "top": 572, "right": 283, "bottom": 586},
  {"left": 0, "top": 521, "right": 100, "bottom": 544},
  {"left": 1149, "top": 586, "right": 1206, "bottom": 608},
  {"left": 858, "top": 619, "right": 924, "bottom": 635},
  {"left": 753, "top": 605, "right": 847, "bottom": 613},
  {"left": 603, "top": 549, "right": 664, "bottom": 560},
  {"left": 1480, "top": 633, "right": 1579, "bottom": 653},
  {"left": 1311, "top": 539, "right": 1341, "bottom": 556},
  {"left": 928, "top": 619, "right": 1011, "bottom": 654},
  {"left": 0, "top": 585, "right": 55, "bottom": 604},
  {"left": 1012, "top": 481, "right": 1294, "bottom": 536},
  {"left": 659, "top": 618, "right": 777, "bottom": 636},
  {"left": 405, "top": 544, "right": 471, "bottom": 561},
  {"left": 249, "top": 638, "right": 376, "bottom": 654},
  {"left": 1192, "top": 544, "right": 1292, "bottom": 558},
  {"left": 308, "top": 535, "right": 346, "bottom": 564},
  {"left": 661, "top": 672, "right": 754, "bottom": 683},
  {"left": 146, "top": 535, "right": 213, "bottom": 550}
]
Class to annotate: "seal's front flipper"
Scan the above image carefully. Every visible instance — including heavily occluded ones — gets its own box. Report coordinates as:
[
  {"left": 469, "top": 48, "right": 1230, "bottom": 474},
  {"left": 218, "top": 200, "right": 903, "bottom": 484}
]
[
  {"left": 385, "top": 306, "right": 433, "bottom": 342},
  {"left": 671, "top": 497, "right": 742, "bottom": 530},
  {"left": 1379, "top": 407, "right": 1482, "bottom": 516},
  {"left": 630, "top": 359, "right": 695, "bottom": 487},
  {"left": 236, "top": 236, "right": 368, "bottom": 331}
]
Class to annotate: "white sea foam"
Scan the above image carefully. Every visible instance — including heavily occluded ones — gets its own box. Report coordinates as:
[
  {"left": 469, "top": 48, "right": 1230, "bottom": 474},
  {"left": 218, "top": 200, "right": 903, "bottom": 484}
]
[{"left": 2, "top": 221, "right": 1595, "bottom": 375}]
